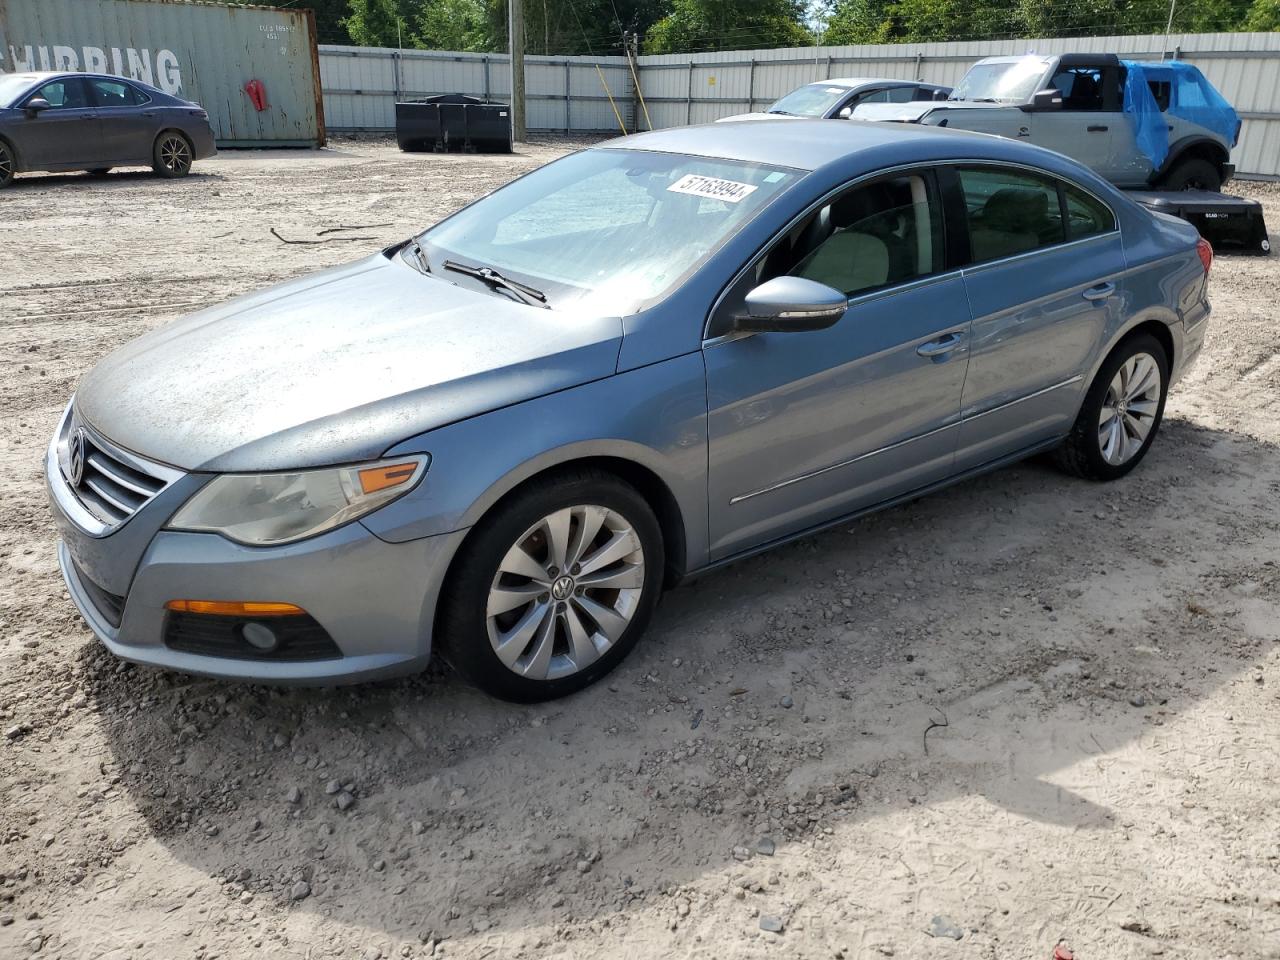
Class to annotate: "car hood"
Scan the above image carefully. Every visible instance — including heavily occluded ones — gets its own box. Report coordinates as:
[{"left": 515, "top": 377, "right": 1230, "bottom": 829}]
[
  {"left": 853, "top": 100, "right": 1003, "bottom": 122},
  {"left": 75, "top": 253, "right": 624, "bottom": 472}
]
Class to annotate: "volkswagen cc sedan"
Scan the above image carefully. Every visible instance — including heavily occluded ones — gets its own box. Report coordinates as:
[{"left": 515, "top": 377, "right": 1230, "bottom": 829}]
[
  {"left": 0, "top": 71, "right": 215, "bottom": 188},
  {"left": 47, "top": 121, "right": 1212, "bottom": 701}
]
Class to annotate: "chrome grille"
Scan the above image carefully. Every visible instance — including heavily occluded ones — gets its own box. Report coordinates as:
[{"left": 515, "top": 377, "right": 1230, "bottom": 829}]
[
  {"left": 55, "top": 406, "right": 181, "bottom": 533},
  {"left": 76, "top": 440, "right": 166, "bottom": 524}
]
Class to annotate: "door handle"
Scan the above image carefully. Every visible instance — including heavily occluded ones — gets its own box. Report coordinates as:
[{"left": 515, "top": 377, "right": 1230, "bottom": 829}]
[
  {"left": 917, "top": 331, "right": 965, "bottom": 357},
  {"left": 1082, "top": 282, "right": 1116, "bottom": 301},
  {"left": 1087, "top": 124, "right": 1108, "bottom": 132},
  {"left": 142, "top": 111, "right": 156, "bottom": 118}
]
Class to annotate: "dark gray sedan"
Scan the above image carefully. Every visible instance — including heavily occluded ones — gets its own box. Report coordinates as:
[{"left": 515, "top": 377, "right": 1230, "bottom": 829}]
[{"left": 0, "top": 71, "right": 216, "bottom": 188}]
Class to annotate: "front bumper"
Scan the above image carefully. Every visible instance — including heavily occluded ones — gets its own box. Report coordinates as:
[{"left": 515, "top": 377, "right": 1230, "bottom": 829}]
[{"left": 49, "top": 430, "right": 467, "bottom": 684}]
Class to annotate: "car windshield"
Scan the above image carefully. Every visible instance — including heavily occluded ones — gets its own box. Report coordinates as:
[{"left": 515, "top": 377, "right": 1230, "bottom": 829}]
[
  {"left": 766, "top": 84, "right": 851, "bottom": 117},
  {"left": 418, "top": 148, "right": 800, "bottom": 314},
  {"left": 0, "top": 74, "right": 38, "bottom": 107},
  {"left": 951, "top": 59, "right": 1050, "bottom": 103}
]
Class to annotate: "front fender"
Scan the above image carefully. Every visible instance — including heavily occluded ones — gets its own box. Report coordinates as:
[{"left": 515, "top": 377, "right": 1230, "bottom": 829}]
[{"left": 361, "top": 352, "right": 710, "bottom": 573}]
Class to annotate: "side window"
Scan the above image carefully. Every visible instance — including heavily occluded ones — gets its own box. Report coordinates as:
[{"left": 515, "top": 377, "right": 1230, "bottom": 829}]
[
  {"left": 1050, "top": 67, "right": 1105, "bottom": 110},
  {"left": 887, "top": 86, "right": 919, "bottom": 103},
  {"left": 29, "top": 78, "right": 90, "bottom": 110},
  {"left": 1147, "top": 80, "right": 1171, "bottom": 111},
  {"left": 958, "top": 166, "right": 1065, "bottom": 263},
  {"left": 90, "top": 79, "right": 145, "bottom": 107},
  {"left": 1063, "top": 183, "right": 1116, "bottom": 240},
  {"left": 856, "top": 89, "right": 891, "bottom": 105},
  {"left": 786, "top": 173, "right": 944, "bottom": 298}
]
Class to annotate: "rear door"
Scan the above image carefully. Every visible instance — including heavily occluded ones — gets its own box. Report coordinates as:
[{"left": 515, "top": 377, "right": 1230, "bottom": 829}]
[
  {"left": 88, "top": 77, "right": 158, "bottom": 165},
  {"left": 1032, "top": 63, "right": 1123, "bottom": 179},
  {"left": 16, "top": 77, "right": 102, "bottom": 168},
  {"left": 948, "top": 164, "right": 1124, "bottom": 469}
]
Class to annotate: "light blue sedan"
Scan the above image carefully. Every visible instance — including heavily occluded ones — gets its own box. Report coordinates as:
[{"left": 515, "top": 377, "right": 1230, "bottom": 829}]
[{"left": 47, "top": 120, "right": 1213, "bottom": 701}]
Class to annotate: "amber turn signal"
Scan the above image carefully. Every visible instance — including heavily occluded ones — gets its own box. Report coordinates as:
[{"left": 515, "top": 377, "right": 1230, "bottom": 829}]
[
  {"left": 165, "top": 600, "right": 306, "bottom": 617},
  {"left": 357, "top": 462, "right": 420, "bottom": 495}
]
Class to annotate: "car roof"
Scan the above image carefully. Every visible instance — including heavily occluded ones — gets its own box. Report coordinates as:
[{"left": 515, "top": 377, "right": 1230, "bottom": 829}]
[
  {"left": 5, "top": 71, "right": 150, "bottom": 86},
  {"left": 597, "top": 118, "right": 1027, "bottom": 173}
]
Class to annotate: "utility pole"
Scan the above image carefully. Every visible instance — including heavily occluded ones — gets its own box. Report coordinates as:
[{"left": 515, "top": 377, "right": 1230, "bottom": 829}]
[{"left": 509, "top": 0, "right": 526, "bottom": 142}]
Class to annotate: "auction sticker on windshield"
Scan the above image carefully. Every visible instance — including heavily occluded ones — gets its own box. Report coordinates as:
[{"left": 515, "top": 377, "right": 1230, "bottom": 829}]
[{"left": 667, "top": 174, "right": 759, "bottom": 203}]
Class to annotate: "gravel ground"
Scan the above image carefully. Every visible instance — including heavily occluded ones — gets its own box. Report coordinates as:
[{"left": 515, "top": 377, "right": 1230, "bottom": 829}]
[{"left": 2, "top": 139, "right": 1279, "bottom": 960}]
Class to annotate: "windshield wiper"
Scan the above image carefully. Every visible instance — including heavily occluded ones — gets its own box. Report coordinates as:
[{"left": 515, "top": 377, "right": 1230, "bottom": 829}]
[
  {"left": 443, "top": 259, "right": 549, "bottom": 308},
  {"left": 767, "top": 109, "right": 795, "bottom": 116}
]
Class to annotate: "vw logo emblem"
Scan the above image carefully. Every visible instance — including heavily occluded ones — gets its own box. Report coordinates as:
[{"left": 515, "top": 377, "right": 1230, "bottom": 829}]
[{"left": 68, "top": 427, "right": 88, "bottom": 487}]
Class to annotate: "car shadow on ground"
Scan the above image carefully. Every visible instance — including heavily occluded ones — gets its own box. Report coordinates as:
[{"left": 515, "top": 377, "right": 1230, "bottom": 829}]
[
  {"left": 78, "top": 415, "right": 1280, "bottom": 950},
  {"left": 6, "top": 169, "right": 225, "bottom": 189}
]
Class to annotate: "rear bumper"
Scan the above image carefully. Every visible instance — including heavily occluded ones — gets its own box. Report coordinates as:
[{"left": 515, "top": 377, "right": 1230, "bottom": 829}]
[{"left": 191, "top": 123, "right": 217, "bottom": 161}]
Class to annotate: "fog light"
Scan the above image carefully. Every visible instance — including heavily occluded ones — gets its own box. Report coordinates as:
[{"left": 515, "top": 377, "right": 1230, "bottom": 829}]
[{"left": 240, "top": 621, "right": 280, "bottom": 652}]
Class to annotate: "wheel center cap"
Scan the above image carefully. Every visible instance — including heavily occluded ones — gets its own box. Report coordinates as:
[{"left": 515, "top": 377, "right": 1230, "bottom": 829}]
[{"left": 551, "top": 575, "right": 575, "bottom": 601}]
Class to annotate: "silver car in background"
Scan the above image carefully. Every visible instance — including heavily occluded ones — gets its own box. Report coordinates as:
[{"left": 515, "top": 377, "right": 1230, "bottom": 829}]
[
  {"left": 47, "top": 120, "right": 1212, "bottom": 702},
  {"left": 717, "top": 77, "right": 950, "bottom": 123}
]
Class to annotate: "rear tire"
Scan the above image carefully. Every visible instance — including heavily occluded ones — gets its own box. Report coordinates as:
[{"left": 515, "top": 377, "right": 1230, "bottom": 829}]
[
  {"left": 437, "top": 469, "right": 664, "bottom": 702},
  {"left": 1161, "top": 156, "right": 1221, "bottom": 192},
  {"left": 152, "top": 132, "right": 193, "bottom": 178},
  {"left": 1054, "top": 333, "right": 1170, "bottom": 481},
  {"left": 0, "top": 140, "right": 14, "bottom": 189}
]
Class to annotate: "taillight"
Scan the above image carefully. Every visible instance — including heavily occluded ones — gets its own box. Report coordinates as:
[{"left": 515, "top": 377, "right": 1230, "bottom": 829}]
[{"left": 1197, "top": 237, "right": 1213, "bottom": 275}]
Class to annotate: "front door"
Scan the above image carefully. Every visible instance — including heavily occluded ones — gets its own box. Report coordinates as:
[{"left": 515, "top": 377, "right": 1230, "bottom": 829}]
[
  {"left": 16, "top": 77, "right": 102, "bottom": 169},
  {"left": 1032, "top": 63, "right": 1124, "bottom": 180},
  {"left": 949, "top": 164, "right": 1124, "bottom": 469},
  {"left": 704, "top": 170, "right": 971, "bottom": 559}
]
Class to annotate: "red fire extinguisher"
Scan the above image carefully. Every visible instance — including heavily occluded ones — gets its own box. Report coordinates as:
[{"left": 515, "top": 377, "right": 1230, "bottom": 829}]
[{"left": 243, "top": 79, "right": 268, "bottom": 112}]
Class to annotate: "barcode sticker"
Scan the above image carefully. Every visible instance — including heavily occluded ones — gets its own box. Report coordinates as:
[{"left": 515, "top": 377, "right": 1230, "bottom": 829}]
[{"left": 667, "top": 174, "right": 759, "bottom": 203}]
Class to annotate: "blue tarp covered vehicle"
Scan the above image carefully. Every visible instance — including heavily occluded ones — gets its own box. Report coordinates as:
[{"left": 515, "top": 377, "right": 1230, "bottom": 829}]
[{"left": 1121, "top": 60, "right": 1241, "bottom": 170}]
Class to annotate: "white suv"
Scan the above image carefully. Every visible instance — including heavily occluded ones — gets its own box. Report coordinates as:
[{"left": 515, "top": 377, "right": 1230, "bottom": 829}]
[{"left": 856, "top": 54, "right": 1238, "bottom": 191}]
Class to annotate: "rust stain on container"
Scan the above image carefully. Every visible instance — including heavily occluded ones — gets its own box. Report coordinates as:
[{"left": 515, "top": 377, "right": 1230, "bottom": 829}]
[{"left": 0, "top": 0, "right": 325, "bottom": 146}]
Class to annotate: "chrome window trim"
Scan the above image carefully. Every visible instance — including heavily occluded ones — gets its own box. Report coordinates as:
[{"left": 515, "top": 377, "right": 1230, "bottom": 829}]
[
  {"left": 959, "top": 229, "right": 1119, "bottom": 276},
  {"left": 702, "top": 157, "right": 1121, "bottom": 345},
  {"left": 728, "top": 375, "right": 1084, "bottom": 505}
]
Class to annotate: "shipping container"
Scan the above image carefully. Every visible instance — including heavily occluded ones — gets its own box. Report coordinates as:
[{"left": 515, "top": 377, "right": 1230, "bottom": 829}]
[{"left": 0, "top": 0, "right": 325, "bottom": 146}]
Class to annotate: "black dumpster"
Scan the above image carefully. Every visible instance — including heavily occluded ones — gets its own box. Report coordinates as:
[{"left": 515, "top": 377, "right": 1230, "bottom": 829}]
[
  {"left": 396, "top": 94, "right": 513, "bottom": 154},
  {"left": 1128, "top": 190, "right": 1271, "bottom": 255}
]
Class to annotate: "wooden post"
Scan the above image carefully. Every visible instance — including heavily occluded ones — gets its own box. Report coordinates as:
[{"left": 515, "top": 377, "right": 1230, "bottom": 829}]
[{"left": 509, "top": 0, "right": 526, "bottom": 141}]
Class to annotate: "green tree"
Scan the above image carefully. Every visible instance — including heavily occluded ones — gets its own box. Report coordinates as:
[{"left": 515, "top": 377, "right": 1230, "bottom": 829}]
[
  {"left": 644, "top": 0, "right": 811, "bottom": 52},
  {"left": 415, "top": 0, "right": 490, "bottom": 50},
  {"left": 1244, "top": 0, "right": 1280, "bottom": 28},
  {"left": 342, "top": 0, "right": 405, "bottom": 47}
]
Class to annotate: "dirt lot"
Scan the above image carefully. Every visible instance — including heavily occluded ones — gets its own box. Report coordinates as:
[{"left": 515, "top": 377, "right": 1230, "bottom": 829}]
[{"left": 2, "top": 139, "right": 1279, "bottom": 960}]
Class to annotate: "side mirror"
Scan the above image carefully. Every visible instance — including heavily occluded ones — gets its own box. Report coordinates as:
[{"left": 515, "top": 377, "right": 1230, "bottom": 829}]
[
  {"left": 736, "top": 276, "right": 847, "bottom": 333},
  {"left": 1021, "top": 88, "right": 1062, "bottom": 112},
  {"left": 24, "top": 97, "right": 51, "bottom": 116},
  {"left": 837, "top": 106, "right": 853, "bottom": 119}
]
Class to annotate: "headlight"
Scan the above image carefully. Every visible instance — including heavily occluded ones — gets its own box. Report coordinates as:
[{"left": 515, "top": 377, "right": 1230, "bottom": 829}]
[{"left": 167, "top": 456, "right": 429, "bottom": 546}]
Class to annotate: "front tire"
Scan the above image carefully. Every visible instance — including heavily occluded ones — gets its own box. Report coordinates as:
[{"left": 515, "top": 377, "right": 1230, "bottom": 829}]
[
  {"left": 437, "top": 469, "right": 664, "bottom": 702},
  {"left": 0, "top": 140, "right": 15, "bottom": 189},
  {"left": 152, "top": 132, "right": 193, "bottom": 178},
  {"left": 1054, "top": 333, "right": 1170, "bottom": 481},
  {"left": 1161, "top": 157, "right": 1221, "bottom": 192}
]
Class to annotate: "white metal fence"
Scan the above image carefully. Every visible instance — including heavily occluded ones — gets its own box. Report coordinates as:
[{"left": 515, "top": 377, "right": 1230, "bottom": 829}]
[
  {"left": 320, "top": 46, "right": 635, "bottom": 134},
  {"left": 320, "top": 32, "right": 1280, "bottom": 177}
]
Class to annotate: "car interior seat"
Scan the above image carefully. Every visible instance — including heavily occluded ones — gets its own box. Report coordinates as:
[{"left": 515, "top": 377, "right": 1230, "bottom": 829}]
[
  {"left": 969, "top": 188, "right": 1051, "bottom": 261},
  {"left": 792, "top": 191, "right": 890, "bottom": 294}
]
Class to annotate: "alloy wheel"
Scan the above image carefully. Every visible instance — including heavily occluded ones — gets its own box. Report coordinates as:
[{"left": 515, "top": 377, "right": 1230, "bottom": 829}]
[
  {"left": 485, "top": 504, "right": 645, "bottom": 682},
  {"left": 1098, "top": 352, "right": 1162, "bottom": 466},
  {"left": 160, "top": 136, "right": 191, "bottom": 174},
  {"left": 0, "top": 143, "right": 13, "bottom": 185}
]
